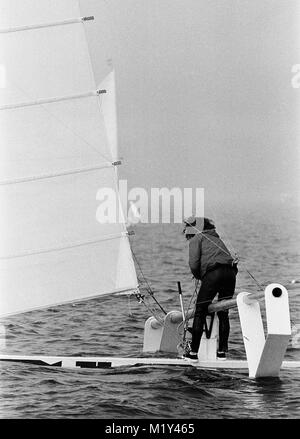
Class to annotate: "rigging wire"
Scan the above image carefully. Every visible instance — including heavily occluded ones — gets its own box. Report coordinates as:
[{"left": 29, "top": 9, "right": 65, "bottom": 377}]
[
  {"left": 175, "top": 279, "right": 198, "bottom": 347},
  {"left": 175, "top": 279, "right": 237, "bottom": 342},
  {"left": 131, "top": 233, "right": 299, "bottom": 349},
  {"left": 204, "top": 201, "right": 270, "bottom": 291},
  {"left": 186, "top": 212, "right": 266, "bottom": 292},
  {"left": 134, "top": 292, "right": 164, "bottom": 324},
  {"left": 130, "top": 245, "right": 167, "bottom": 315}
]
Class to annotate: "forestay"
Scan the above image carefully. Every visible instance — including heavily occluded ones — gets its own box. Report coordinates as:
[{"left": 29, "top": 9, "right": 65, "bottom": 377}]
[{"left": 0, "top": 0, "right": 138, "bottom": 317}]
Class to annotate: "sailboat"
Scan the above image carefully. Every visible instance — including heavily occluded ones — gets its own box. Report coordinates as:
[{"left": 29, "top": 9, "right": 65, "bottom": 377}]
[{"left": 0, "top": 0, "right": 299, "bottom": 379}]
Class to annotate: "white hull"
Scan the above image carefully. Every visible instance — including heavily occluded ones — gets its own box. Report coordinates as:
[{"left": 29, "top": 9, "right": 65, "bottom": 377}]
[{"left": 0, "top": 354, "right": 299, "bottom": 371}]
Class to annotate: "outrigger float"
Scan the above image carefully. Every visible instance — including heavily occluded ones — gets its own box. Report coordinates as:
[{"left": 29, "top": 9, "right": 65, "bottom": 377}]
[{"left": 1, "top": 283, "right": 299, "bottom": 378}]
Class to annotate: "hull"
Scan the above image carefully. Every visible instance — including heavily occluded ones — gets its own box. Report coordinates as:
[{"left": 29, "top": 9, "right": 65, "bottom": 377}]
[{"left": 0, "top": 354, "right": 299, "bottom": 371}]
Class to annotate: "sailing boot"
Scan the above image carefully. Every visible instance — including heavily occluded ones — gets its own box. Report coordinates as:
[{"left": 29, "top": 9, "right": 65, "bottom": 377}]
[{"left": 182, "top": 341, "right": 198, "bottom": 362}]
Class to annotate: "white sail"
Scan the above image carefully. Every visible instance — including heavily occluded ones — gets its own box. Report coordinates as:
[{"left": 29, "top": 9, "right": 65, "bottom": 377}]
[
  {"left": 100, "top": 70, "right": 119, "bottom": 163},
  {"left": 0, "top": 0, "right": 138, "bottom": 317}
]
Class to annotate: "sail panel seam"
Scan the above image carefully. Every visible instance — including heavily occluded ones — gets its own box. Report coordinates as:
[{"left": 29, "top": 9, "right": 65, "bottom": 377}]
[
  {"left": 0, "top": 232, "right": 129, "bottom": 260},
  {"left": 0, "top": 285, "right": 139, "bottom": 318}
]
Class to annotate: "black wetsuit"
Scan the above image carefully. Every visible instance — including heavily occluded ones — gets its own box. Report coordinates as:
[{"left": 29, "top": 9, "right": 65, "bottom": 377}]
[
  {"left": 191, "top": 264, "right": 236, "bottom": 353},
  {"left": 188, "top": 229, "right": 237, "bottom": 353}
]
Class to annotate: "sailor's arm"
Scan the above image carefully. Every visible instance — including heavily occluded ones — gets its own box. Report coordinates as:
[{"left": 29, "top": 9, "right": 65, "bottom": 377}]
[{"left": 189, "top": 236, "right": 202, "bottom": 279}]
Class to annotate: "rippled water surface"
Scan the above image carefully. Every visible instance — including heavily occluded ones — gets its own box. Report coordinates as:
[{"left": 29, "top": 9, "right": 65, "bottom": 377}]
[{"left": 0, "top": 205, "right": 299, "bottom": 418}]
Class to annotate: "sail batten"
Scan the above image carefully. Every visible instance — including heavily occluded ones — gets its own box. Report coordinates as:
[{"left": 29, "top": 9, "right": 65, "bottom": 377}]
[
  {"left": 0, "top": 16, "right": 94, "bottom": 34},
  {"left": 0, "top": 89, "right": 106, "bottom": 111},
  {"left": 0, "top": 0, "right": 138, "bottom": 317},
  {"left": 0, "top": 162, "right": 119, "bottom": 186}
]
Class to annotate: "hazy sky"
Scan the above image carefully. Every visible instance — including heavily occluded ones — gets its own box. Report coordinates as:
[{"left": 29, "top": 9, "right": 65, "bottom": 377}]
[{"left": 81, "top": 0, "right": 300, "bottom": 209}]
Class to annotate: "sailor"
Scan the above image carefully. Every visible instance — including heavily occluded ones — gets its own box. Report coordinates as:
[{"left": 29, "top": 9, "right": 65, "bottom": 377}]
[{"left": 183, "top": 216, "right": 238, "bottom": 361}]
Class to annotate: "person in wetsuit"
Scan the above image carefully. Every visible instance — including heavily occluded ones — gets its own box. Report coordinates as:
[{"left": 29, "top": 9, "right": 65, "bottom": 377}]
[{"left": 183, "top": 216, "right": 238, "bottom": 361}]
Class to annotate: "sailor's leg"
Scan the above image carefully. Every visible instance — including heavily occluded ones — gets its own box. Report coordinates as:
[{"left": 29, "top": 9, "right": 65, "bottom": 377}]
[
  {"left": 217, "top": 266, "right": 236, "bottom": 353},
  {"left": 190, "top": 307, "right": 207, "bottom": 353},
  {"left": 217, "top": 310, "right": 230, "bottom": 352},
  {"left": 191, "top": 273, "right": 217, "bottom": 353}
]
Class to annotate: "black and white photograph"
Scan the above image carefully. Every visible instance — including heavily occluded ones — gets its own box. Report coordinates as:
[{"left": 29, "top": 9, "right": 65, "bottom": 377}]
[{"left": 0, "top": 0, "right": 299, "bottom": 424}]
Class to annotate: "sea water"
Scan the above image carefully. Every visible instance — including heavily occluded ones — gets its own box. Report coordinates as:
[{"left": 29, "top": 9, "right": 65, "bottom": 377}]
[{"left": 0, "top": 204, "right": 299, "bottom": 418}]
